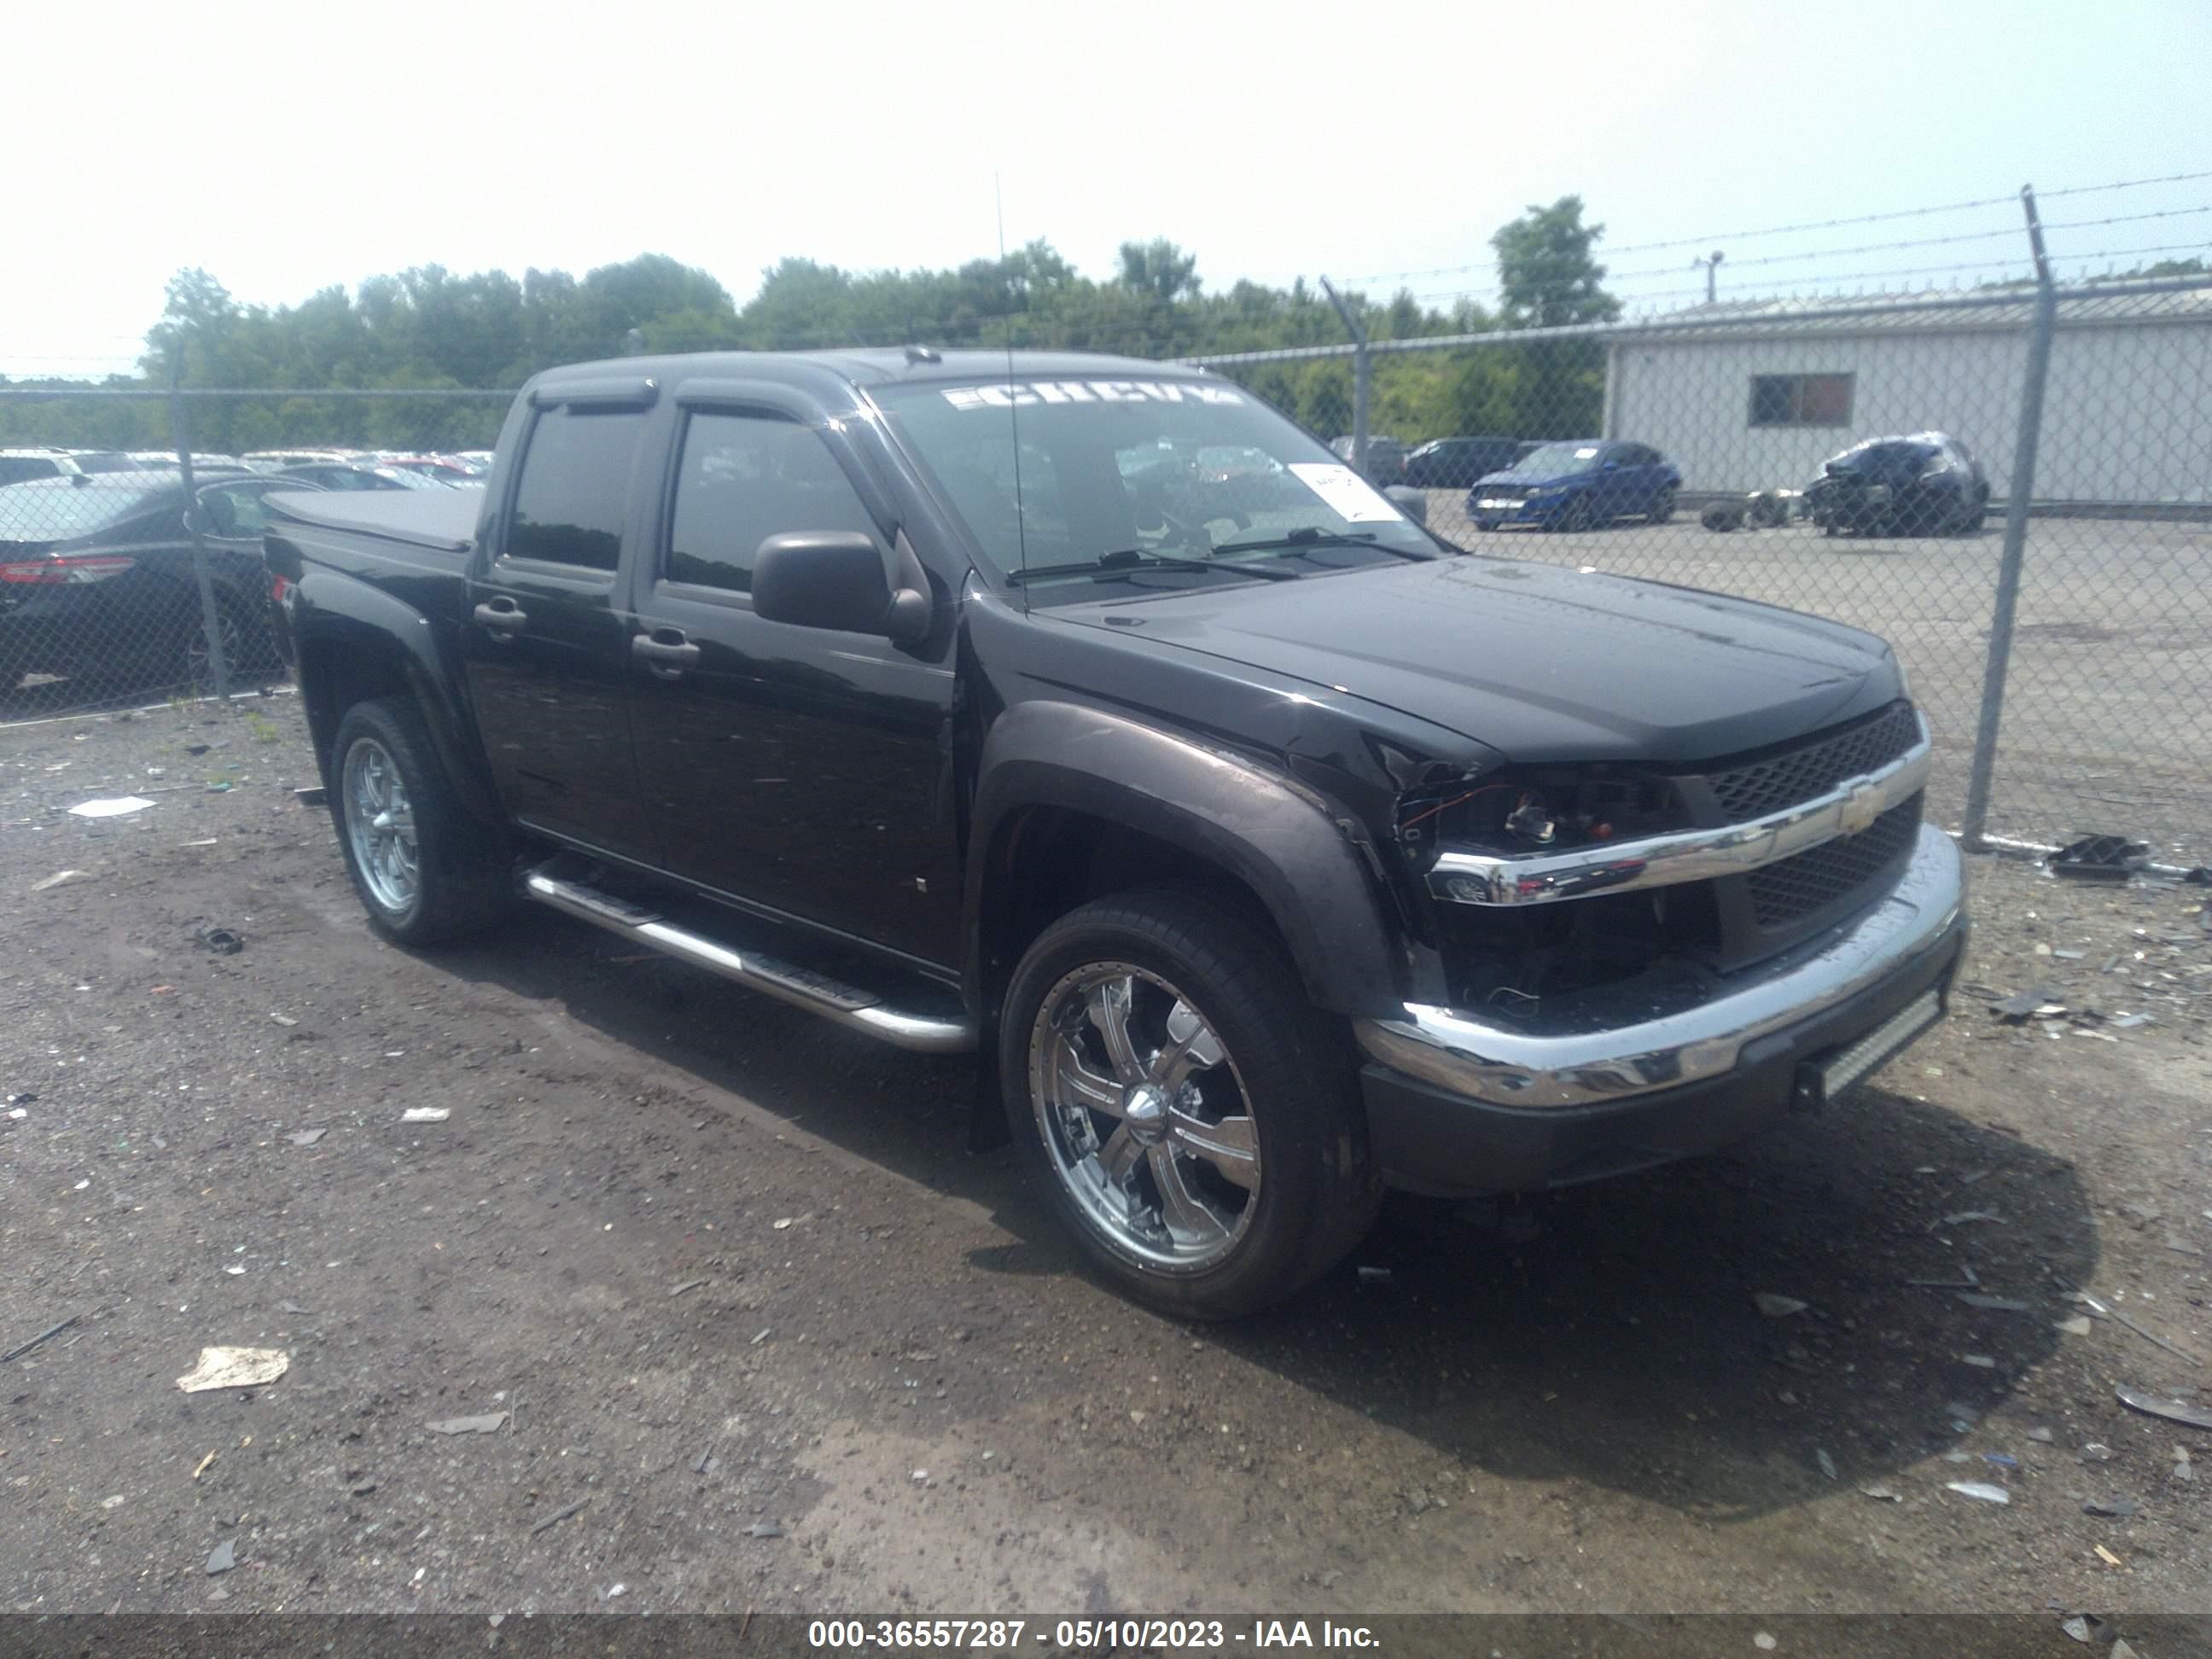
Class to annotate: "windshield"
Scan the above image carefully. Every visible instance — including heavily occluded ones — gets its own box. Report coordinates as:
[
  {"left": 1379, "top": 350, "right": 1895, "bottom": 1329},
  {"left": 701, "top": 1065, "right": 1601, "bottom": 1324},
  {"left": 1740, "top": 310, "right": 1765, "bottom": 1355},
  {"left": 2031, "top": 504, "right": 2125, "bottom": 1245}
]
[
  {"left": 875, "top": 376, "right": 1437, "bottom": 598},
  {"left": 0, "top": 478, "right": 169, "bottom": 542},
  {"left": 1829, "top": 439, "right": 1933, "bottom": 475},
  {"left": 1514, "top": 441, "right": 1606, "bottom": 480}
]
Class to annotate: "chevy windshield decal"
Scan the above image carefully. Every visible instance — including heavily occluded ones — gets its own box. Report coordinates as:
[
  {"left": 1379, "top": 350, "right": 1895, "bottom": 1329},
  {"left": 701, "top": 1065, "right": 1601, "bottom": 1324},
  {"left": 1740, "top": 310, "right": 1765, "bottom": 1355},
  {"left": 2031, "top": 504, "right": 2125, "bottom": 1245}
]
[{"left": 940, "top": 381, "right": 1246, "bottom": 410}]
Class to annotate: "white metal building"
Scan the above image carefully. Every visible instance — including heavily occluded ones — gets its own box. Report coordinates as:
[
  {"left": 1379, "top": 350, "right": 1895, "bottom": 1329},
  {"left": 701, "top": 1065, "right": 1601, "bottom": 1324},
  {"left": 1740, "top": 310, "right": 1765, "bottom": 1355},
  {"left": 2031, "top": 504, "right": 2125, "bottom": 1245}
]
[{"left": 1601, "top": 287, "right": 2212, "bottom": 505}]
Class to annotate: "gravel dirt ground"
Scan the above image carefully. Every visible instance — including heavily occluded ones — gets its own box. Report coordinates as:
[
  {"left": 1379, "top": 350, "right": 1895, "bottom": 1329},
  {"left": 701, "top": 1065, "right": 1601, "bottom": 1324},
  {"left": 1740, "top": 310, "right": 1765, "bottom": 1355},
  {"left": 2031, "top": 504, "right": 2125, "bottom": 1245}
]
[{"left": 3, "top": 698, "right": 2209, "bottom": 1623}]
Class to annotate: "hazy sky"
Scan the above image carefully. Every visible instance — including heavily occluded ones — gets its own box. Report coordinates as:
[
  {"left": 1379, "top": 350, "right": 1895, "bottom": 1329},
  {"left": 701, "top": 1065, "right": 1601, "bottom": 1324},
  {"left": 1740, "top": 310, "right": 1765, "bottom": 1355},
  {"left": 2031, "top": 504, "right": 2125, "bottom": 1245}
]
[{"left": 5, "top": 0, "right": 2207, "bottom": 376}]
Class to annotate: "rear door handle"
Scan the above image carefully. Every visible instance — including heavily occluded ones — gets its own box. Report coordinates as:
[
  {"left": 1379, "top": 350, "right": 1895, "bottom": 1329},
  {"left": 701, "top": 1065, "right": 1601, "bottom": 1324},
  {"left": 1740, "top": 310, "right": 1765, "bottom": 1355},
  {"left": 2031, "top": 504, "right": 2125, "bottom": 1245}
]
[
  {"left": 473, "top": 602, "right": 527, "bottom": 633},
  {"left": 632, "top": 630, "right": 701, "bottom": 672}
]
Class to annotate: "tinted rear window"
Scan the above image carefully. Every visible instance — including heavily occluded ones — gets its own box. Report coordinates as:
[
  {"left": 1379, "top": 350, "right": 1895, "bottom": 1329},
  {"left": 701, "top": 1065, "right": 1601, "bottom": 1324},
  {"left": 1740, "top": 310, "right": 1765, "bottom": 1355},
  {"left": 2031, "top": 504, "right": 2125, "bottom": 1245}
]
[
  {"left": 0, "top": 479, "right": 169, "bottom": 541},
  {"left": 505, "top": 407, "right": 646, "bottom": 571}
]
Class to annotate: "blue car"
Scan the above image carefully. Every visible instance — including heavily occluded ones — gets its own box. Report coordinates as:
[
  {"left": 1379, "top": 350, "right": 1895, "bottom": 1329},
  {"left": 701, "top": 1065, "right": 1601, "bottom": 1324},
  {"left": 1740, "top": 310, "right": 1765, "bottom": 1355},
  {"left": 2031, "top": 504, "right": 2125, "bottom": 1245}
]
[{"left": 1466, "top": 439, "right": 1682, "bottom": 532}]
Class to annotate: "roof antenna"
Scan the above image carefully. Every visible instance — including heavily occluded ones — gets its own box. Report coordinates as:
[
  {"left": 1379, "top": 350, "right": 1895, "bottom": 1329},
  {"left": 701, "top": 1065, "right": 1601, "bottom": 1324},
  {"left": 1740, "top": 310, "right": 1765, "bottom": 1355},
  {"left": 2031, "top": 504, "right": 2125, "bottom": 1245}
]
[{"left": 996, "top": 170, "right": 1029, "bottom": 595}]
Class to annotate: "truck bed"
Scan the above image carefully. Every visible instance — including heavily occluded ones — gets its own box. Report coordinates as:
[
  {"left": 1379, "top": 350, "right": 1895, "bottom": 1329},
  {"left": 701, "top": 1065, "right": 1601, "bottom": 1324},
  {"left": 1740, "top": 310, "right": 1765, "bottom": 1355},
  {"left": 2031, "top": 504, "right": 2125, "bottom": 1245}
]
[{"left": 264, "top": 487, "right": 477, "bottom": 554}]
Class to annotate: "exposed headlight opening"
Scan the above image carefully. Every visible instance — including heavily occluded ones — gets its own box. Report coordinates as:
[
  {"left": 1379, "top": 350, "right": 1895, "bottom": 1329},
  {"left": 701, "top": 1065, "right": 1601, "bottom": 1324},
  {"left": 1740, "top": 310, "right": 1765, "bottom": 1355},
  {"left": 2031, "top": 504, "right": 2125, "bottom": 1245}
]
[{"left": 1394, "top": 766, "right": 1686, "bottom": 871}]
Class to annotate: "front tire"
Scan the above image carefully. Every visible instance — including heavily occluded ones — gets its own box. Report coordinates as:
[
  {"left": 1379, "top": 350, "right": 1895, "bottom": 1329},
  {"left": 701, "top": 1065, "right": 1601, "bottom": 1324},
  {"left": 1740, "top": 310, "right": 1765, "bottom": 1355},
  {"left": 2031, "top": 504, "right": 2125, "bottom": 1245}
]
[
  {"left": 1557, "top": 494, "right": 1597, "bottom": 533},
  {"left": 1001, "top": 892, "right": 1379, "bottom": 1318},
  {"left": 330, "top": 697, "right": 509, "bottom": 946},
  {"left": 1648, "top": 487, "right": 1677, "bottom": 525}
]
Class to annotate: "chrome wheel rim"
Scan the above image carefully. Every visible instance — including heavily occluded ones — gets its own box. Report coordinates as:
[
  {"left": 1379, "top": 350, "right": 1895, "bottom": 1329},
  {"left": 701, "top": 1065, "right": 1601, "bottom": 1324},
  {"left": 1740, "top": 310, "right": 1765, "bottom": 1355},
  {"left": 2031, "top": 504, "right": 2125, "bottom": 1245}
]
[
  {"left": 1028, "top": 962, "right": 1260, "bottom": 1272},
  {"left": 343, "top": 737, "right": 419, "bottom": 916},
  {"left": 183, "top": 603, "right": 243, "bottom": 684}
]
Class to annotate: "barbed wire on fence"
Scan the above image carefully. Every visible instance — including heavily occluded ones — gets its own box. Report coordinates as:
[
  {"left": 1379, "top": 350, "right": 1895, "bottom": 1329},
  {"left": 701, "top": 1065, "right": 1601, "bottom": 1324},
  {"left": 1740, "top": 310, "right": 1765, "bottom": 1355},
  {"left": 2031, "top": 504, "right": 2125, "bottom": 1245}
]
[{"left": 6, "top": 201, "right": 2209, "bottom": 866}]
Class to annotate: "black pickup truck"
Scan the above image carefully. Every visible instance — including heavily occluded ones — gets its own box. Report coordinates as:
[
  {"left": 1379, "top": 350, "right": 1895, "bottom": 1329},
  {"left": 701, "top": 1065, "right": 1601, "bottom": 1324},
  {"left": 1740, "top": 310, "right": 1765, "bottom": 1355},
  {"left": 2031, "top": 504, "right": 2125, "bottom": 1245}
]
[{"left": 263, "top": 347, "right": 1966, "bottom": 1318}]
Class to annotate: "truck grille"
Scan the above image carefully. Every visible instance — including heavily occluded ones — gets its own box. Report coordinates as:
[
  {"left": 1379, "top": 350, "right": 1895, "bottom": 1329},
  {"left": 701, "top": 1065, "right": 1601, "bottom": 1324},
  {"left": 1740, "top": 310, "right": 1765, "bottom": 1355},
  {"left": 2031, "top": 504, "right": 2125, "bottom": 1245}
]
[
  {"left": 1746, "top": 794, "right": 1923, "bottom": 930},
  {"left": 1707, "top": 701, "right": 1921, "bottom": 822}
]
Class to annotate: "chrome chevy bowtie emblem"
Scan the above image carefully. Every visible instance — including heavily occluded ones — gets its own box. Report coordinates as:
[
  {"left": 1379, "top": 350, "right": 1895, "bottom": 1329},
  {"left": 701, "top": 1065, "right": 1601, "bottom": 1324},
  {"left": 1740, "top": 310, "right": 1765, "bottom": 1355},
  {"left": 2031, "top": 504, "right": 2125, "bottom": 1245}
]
[{"left": 1839, "top": 777, "right": 1882, "bottom": 835}]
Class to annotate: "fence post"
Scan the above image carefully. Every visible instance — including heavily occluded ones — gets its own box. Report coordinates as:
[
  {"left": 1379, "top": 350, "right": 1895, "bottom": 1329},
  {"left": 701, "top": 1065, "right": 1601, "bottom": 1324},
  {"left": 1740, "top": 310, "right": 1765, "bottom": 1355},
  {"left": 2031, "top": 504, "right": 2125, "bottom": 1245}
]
[
  {"left": 1319, "top": 276, "right": 1370, "bottom": 474},
  {"left": 167, "top": 370, "right": 231, "bottom": 703},
  {"left": 1959, "top": 189, "right": 2057, "bottom": 852}
]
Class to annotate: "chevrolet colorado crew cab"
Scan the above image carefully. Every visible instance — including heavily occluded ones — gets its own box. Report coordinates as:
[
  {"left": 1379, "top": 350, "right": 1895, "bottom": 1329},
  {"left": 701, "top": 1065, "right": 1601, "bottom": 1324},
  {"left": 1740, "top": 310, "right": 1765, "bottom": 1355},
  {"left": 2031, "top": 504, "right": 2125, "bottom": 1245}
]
[{"left": 264, "top": 347, "right": 1966, "bottom": 1318}]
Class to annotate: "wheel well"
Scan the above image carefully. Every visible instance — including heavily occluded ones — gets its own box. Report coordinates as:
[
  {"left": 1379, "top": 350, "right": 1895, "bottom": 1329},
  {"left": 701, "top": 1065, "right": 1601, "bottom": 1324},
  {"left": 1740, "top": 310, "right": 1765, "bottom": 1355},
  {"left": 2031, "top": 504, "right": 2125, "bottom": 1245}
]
[
  {"left": 980, "top": 807, "right": 1292, "bottom": 1002},
  {"left": 300, "top": 637, "right": 413, "bottom": 780}
]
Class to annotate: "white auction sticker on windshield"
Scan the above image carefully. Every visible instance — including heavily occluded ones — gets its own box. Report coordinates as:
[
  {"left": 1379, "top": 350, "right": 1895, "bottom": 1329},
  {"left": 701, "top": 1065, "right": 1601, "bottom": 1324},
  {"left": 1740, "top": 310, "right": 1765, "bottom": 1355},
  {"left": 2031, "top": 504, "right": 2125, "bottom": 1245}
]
[
  {"left": 1286, "top": 463, "right": 1404, "bottom": 523},
  {"left": 940, "top": 380, "right": 1245, "bottom": 410}
]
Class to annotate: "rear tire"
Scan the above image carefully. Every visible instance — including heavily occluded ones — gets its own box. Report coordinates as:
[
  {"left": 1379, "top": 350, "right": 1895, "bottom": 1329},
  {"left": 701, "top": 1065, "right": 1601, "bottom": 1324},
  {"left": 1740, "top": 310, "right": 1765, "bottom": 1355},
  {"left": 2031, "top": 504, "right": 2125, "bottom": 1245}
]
[
  {"left": 178, "top": 591, "right": 279, "bottom": 694},
  {"left": 1001, "top": 890, "right": 1379, "bottom": 1319},
  {"left": 330, "top": 697, "right": 510, "bottom": 946}
]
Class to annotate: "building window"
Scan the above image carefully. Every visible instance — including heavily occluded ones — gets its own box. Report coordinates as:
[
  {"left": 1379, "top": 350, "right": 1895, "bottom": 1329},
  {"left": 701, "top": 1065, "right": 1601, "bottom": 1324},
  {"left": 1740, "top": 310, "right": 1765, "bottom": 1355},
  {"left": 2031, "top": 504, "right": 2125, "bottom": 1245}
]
[{"left": 1749, "top": 373, "right": 1854, "bottom": 428}]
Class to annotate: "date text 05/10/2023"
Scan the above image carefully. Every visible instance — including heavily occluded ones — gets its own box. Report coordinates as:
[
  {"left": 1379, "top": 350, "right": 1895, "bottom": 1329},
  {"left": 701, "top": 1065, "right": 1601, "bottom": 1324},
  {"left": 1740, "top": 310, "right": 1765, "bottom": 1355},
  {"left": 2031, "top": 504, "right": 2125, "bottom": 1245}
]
[{"left": 805, "top": 1620, "right": 1382, "bottom": 1651}]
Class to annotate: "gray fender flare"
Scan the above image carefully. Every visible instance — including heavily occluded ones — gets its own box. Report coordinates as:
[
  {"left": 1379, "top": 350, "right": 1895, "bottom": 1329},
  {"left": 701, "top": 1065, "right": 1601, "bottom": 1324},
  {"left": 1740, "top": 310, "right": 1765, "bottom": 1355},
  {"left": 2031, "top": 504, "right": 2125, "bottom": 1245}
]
[{"left": 964, "top": 701, "right": 1404, "bottom": 1017}]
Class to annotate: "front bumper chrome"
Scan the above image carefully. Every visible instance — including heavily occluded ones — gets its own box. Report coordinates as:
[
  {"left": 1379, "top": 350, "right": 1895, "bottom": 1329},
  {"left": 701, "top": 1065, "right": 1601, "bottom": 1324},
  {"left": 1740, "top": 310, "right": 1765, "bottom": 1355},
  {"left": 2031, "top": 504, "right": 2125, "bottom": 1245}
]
[
  {"left": 1358, "top": 824, "right": 1964, "bottom": 1109},
  {"left": 1427, "top": 715, "right": 1930, "bottom": 906}
]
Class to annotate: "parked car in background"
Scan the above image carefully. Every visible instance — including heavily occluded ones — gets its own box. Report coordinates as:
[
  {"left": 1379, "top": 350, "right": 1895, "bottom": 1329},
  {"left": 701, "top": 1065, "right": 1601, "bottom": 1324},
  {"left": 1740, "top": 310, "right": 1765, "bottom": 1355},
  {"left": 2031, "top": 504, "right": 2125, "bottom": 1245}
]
[
  {"left": 1401, "top": 436, "right": 1522, "bottom": 489},
  {"left": 0, "top": 448, "right": 100, "bottom": 486},
  {"left": 277, "top": 463, "right": 421, "bottom": 492},
  {"left": 245, "top": 450, "right": 361, "bottom": 472},
  {"left": 116, "top": 451, "right": 252, "bottom": 473},
  {"left": 1329, "top": 434, "right": 1408, "bottom": 486},
  {"left": 1805, "top": 432, "right": 1989, "bottom": 536},
  {"left": 379, "top": 456, "right": 485, "bottom": 487},
  {"left": 0, "top": 470, "right": 318, "bottom": 696},
  {"left": 1468, "top": 440, "right": 1681, "bottom": 532},
  {"left": 0, "top": 449, "right": 174, "bottom": 487}
]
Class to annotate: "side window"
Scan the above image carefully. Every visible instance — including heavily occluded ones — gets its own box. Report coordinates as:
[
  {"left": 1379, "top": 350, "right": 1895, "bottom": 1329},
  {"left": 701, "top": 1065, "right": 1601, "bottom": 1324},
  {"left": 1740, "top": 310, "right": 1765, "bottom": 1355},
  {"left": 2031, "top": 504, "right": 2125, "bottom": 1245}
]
[
  {"left": 664, "top": 411, "right": 880, "bottom": 595},
  {"left": 200, "top": 483, "right": 276, "bottom": 537},
  {"left": 1749, "top": 372, "right": 1854, "bottom": 428},
  {"left": 506, "top": 406, "right": 646, "bottom": 573}
]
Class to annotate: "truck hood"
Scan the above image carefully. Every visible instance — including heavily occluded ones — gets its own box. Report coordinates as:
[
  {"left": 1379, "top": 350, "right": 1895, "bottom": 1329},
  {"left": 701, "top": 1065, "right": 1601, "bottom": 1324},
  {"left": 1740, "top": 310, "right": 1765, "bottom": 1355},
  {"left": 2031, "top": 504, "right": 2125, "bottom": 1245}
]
[{"left": 1058, "top": 556, "right": 1899, "bottom": 764}]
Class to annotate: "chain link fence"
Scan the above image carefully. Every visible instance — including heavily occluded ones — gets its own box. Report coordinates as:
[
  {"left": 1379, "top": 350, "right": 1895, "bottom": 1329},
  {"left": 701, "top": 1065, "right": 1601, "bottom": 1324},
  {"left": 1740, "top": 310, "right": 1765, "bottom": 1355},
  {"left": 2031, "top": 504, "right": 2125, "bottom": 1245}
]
[
  {"left": 1191, "top": 274, "right": 2212, "bottom": 866},
  {"left": 0, "top": 387, "right": 507, "bottom": 719},
  {"left": 7, "top": 266, "right": 2208, "bottom": 865}
]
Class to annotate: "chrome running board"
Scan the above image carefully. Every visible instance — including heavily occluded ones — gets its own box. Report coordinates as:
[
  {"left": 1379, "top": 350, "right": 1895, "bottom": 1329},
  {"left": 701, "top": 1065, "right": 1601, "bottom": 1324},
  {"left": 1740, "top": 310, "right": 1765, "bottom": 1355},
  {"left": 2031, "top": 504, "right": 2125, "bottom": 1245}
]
[{"left": 520, "top": 864, "right": 976, "bottom": 1055}]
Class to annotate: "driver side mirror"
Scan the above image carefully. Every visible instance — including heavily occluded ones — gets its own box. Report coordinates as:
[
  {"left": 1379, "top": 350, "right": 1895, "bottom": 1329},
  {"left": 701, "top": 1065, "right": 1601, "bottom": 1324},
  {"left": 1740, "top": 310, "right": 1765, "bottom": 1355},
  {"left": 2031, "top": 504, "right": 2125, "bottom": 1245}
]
[
  {"left": 1600, "top": 458, "right": 1620, "bottom": 472},
  {"left": 751, "top": 532, "right": 930, "bottom": 644}
]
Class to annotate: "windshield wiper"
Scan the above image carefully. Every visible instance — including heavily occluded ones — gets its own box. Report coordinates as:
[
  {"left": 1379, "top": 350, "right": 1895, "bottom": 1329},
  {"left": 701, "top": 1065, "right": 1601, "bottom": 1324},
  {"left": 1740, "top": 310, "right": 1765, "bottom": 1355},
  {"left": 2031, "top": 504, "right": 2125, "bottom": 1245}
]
[
  {"left": 1004, "top": 547, "right": 1301, "bottom": 585},
  {"left": 1210, "top": 527, "right": 1435, "bottom": 562}
]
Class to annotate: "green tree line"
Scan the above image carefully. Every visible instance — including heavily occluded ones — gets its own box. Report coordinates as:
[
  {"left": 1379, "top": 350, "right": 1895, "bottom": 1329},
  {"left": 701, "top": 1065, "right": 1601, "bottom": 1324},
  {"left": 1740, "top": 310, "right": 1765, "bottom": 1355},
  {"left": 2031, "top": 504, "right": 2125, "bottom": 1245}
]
[{"left": 1, "top": 199, "right": 1621, "bottom": 454}]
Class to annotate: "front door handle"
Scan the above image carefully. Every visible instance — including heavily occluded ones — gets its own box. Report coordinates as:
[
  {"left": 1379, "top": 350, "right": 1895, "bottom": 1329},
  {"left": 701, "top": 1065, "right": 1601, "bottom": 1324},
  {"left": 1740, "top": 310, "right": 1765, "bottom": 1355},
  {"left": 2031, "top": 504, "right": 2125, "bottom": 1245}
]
[
  {"left": 473, "top": 601, "right": 527, "bottom": 634},
  {"left": 632, "top": 630, "right": 701, "bottom": 673}
]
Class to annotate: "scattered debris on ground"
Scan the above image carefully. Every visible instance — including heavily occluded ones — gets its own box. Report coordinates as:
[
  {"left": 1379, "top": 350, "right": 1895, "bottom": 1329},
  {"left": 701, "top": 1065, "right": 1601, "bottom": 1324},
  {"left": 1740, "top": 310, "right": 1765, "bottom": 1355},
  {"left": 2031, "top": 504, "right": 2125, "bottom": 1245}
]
[
  {"left": 175, "top": 1346, "right": 289, "bottom": 1393},
  {"left": 428, "top": 1412, "right": 509, "bottom": 1435}
]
